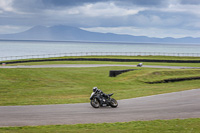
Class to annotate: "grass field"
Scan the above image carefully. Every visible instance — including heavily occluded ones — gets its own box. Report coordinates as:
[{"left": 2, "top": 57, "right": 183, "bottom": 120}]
[
  {"left": 0, "top": 118, "right": 200, "bottom": 133},
  {"left": 0, "top": 66, "right": 200, "bottom": 106}
]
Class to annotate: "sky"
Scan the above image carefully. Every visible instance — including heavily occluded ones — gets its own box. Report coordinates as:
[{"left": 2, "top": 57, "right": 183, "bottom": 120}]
[{"left": 0, "top": 0, "right": 200, "bottom": 38}]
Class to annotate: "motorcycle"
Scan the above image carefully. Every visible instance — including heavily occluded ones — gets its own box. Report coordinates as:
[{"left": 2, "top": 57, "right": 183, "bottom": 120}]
[
  {"left": 90, "top": 89, "right": 118, "bottom": 108},
  {"left": 137, "top": 63, "right": 143, "bottom": 67}
]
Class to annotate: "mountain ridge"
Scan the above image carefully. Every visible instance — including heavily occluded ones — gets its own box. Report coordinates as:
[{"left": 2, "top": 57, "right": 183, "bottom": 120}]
[{"left": 0, "top": 25, "right": 200, "bottom": 43}]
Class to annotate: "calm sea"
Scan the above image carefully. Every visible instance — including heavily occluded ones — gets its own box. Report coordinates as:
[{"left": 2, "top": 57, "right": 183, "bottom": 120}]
[{"left": 0, "top": 40, "right": 200, "bottom": 57}]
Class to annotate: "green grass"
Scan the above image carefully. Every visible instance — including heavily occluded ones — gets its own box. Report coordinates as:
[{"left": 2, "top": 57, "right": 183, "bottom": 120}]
[
  {"left": 1, "top": 118, "right": 200, "bottom": 133},
  {"left": 0, "top": 66, "right": 200, "bottom": 106},
  {"left": 136, "top": 69, "right": 200, "bottom": 82},
  {"left": 5, "top": 61, "right": 200, "bottom": 67},
  {"left": 2, "top": 55, "right": 200, "bottom": 67}
]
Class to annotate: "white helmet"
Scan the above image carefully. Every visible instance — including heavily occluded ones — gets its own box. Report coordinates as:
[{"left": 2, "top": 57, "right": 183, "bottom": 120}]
[{"left": 93, "top": 87, "right": 98, "bottom": 92}]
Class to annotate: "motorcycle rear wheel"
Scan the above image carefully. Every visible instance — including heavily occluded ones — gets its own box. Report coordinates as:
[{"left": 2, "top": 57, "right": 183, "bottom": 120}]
[
  {"left": 109, "top": 98, "right": 118, "bottom": 108},
  {"left": 90, "top": 98, "right": 100, "bottom": 108}
]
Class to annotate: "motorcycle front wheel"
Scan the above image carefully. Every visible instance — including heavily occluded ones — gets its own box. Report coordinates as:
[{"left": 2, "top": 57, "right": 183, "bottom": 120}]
[
  {"left": 90, "top": 98, "right": 100, "bottom": 108},
  {"left": 109, "top": 98, "right": 118, "bottom": 108}
]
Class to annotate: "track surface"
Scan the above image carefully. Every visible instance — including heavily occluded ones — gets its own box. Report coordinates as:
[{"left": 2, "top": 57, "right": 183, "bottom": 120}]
[
  {"left": 0, "top": 64, "right": 199, "bottom": 69},
  {"left": 0, "top": 89, "right": 200, "bottom": 127}
]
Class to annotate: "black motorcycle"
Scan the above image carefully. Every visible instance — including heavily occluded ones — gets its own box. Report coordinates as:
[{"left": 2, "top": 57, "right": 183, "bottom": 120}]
[{"left": 90, "top": 89, "right": 118, "bottom": 108}]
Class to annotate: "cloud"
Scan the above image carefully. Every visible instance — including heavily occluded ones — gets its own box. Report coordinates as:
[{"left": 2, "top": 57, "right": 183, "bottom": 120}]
[
  {"left": 41, "top": 0, "right": 166, "bottom": 7},
  {"left": 114, "top": 0, "right": 167, "bottom": 7},
  {"left": 42, "top": 0, "right": 108, "bottom": 7},
  {"left": 0, "top": 25, "right": 29, "bottom": 34},
  {"left": 0, "top": 0, "right": 200, "bottom": 38},
  {"left": 74, "top": 2, "right": 144, "bottom": 17},
  {"left": 180, "top": 0, "right": 200, "bottom": 5},
  {"left": 11, "top": 0, "right": 45, "bottom": 13},
  {"left": 0, "top": 0, "right": 14, "bottom": 12}
]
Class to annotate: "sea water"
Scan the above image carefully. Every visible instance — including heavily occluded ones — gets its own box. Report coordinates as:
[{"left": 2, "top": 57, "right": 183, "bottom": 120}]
[{"left": 0, "top": 40, "right": 200, "bottom": 57}]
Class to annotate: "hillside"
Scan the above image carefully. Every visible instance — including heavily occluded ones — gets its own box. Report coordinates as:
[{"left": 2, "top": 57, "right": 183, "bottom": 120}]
[{"left": 1, "top": 25, "right": 200, "bottom": 43}]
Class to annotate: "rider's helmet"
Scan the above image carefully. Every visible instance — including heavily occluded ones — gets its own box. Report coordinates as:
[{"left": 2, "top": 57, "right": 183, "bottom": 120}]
[{"left": 93, "top": 87, "right": 98, "bottom": 92}]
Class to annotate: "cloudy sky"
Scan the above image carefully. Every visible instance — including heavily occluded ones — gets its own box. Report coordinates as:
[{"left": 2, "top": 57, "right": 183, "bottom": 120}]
[{"left": 0, "top": 0, "right": 200, "bottom": 38}]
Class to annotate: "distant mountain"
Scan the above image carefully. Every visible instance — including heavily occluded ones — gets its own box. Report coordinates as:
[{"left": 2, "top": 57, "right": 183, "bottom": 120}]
[{"left": 0, "top": 25, "right": 200, "bottom": 43}]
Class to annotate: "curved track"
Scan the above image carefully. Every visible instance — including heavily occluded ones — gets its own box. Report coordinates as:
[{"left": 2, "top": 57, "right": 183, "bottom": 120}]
[{"left": 0, "top": 89, "right": 200, "bottom": 127}]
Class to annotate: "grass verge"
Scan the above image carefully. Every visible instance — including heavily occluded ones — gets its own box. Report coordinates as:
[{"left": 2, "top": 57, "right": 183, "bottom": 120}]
[{"left": 0, "top": 118, "right": 200, "bottom": 133}]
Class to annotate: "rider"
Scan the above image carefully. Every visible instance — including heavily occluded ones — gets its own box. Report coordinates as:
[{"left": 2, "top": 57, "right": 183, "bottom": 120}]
[{"left": 93, "top": 87, "right": 108, "bottom": 98}]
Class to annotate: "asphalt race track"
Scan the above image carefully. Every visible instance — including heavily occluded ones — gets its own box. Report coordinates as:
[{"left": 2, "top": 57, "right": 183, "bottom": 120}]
[{"left": 0, "top": 89, "right": 200, "bottom": 127}]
